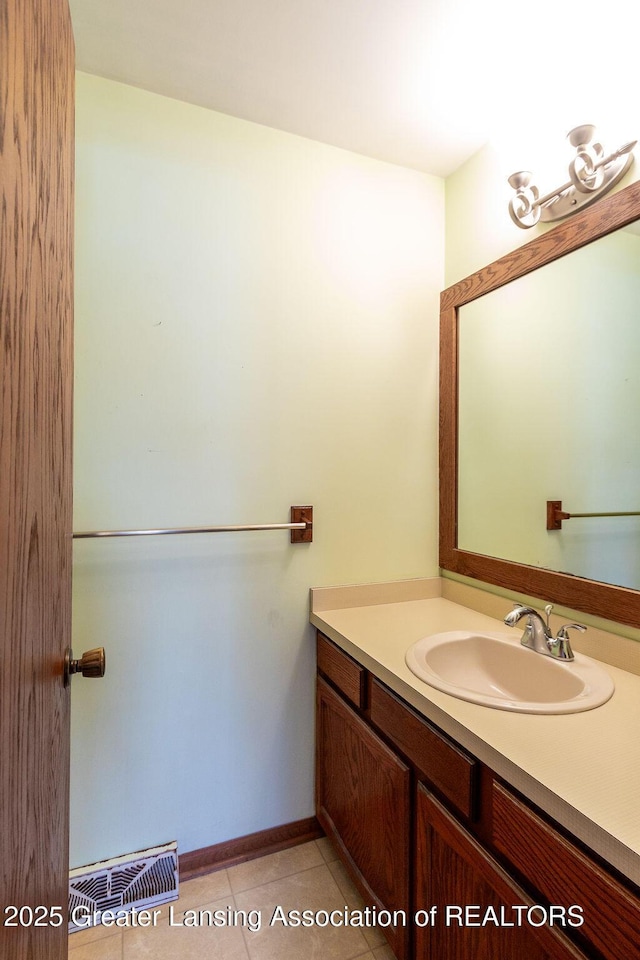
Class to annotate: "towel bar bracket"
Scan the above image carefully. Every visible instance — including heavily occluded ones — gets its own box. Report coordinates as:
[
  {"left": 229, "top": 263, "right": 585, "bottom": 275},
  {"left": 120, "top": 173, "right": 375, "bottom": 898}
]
[{"left": 290, "top": 505, "right": 313, "bottom": 543}]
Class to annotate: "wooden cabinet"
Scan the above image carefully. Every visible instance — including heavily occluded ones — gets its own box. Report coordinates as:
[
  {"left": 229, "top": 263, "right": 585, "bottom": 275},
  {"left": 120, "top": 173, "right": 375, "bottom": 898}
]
[
  {"left": 491, "top": 782, "right": 640, "bottom": 960},
  {"left": 315, "top": 632, "right": 637, "bottom": 960},
  {"left": 316, "top": 677, "right": 411, "bottom": 959},
  {"left": 415, "top": 785, "right": 586, "bottom": 960}
]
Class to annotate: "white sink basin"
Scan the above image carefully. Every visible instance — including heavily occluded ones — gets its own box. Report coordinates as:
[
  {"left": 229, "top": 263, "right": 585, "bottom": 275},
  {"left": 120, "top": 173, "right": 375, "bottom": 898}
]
[{"left": 405, "top": 631, "right": 614, "bottom": 713}]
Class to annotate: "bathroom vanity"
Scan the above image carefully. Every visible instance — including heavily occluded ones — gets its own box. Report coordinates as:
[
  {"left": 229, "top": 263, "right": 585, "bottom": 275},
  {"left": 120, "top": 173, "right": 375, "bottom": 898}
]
[
  {"left": 312, "top": 179, "right": 640, "bottom": 959},
  {"left": 311, "top": 582, "right": 640, "bottom": 960}
]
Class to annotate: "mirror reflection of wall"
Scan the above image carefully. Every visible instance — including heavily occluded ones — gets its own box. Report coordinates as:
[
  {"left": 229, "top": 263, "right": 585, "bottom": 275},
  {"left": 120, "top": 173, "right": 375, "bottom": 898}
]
[{"left": 458, "top": 224, "right": 640, "bottom": 590}]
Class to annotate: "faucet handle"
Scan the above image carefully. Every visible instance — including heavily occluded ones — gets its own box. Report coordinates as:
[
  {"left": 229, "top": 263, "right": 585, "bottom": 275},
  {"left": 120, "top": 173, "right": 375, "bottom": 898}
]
[
  {"left": 544, "top": 603, "right": 554, "bottom": 629},
  {"left": 552, "top": 622, "right": 585, "bottom": 661},
  {"left": 557, "top": 622, "right": 586, "bottom": 639}
]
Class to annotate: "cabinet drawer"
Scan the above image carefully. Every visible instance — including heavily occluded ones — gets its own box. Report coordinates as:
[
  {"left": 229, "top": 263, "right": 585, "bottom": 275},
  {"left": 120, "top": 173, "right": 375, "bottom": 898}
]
[
  {"left": 316, "top": 633, "right": 366, "bottom": 709},
  {"left": 492, "top": 781, "right": 640, "bottom": 960},
  {"left": 369, "top": 678, "right": 477, "bottom": 819}
]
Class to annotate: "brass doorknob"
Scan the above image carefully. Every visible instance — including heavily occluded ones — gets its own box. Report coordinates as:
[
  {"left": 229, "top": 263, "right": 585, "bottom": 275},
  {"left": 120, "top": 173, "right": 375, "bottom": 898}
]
[{"left": 64, "top": 647, "right": 106, "bottom": 685}]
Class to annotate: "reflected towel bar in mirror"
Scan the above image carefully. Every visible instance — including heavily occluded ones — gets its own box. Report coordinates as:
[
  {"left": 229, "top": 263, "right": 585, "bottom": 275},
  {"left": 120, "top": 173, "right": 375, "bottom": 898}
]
[
  {"left": 73, "top": 505, "right": 313, "bottom": 543},
  {"left": 547, "top": 500, "right": 640, "bottom": 530}
]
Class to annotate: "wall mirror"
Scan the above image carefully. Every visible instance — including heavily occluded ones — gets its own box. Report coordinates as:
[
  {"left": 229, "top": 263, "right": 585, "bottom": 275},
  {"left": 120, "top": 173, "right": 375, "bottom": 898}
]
[{"left": 440, "top": 179, "right": 640, "bottom": 629}]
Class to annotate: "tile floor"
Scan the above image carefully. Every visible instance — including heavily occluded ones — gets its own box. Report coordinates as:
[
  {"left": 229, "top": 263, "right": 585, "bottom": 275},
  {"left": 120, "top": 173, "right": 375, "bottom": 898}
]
[{"left": 68, "top": 838, "right": 396, "bottom": 960}]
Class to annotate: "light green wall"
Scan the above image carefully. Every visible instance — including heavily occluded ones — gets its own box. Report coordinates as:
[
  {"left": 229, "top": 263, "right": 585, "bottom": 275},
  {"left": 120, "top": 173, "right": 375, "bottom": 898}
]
[{"left": 72, "top": 72, "right": 444, "bottom": 867}]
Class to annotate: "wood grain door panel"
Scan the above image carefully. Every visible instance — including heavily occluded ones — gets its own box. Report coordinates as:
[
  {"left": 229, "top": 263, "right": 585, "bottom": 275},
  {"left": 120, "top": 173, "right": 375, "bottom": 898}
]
[
  {"left": 1, "top": 1, "right": 75, "bottom": 957},
  {"left": 415, "top": 785, "right": 588, "bottom": 960},
  {"left": 316, "top": 678, "right": 411, "bottom": 959}
]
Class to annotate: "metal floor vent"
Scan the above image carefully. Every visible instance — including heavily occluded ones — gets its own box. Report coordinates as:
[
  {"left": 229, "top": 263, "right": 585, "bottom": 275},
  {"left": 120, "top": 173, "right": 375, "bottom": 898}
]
[{"left": 69, "top": 842, "right": 178, "bottom": 933}]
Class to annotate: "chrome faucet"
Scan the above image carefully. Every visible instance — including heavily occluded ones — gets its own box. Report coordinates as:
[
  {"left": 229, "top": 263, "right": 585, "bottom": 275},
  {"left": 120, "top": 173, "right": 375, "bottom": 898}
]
[{"left": 503, "top": 603, "right": 585, "bottom": 661}]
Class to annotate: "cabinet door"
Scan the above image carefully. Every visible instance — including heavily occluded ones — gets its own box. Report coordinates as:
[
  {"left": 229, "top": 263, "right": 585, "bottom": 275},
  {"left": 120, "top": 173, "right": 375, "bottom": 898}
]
[
  {"left": 415, "top": 785, "right": 587, "bottom": 960},
  {"left": 316, "top": 677, "right": 410, "bottom": 959},
  {"left": 492, "top": 782, "right": 640, "bottom": 960}
]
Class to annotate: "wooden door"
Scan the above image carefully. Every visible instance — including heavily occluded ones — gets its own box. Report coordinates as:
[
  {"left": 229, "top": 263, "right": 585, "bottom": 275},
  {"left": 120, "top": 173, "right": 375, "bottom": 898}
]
[{"left": 1, "top": 1, "right": 75, "bottom": 958}]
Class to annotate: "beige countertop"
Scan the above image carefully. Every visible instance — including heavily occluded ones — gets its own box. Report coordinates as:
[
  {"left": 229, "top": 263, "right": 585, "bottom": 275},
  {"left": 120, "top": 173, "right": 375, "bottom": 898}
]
[{"left": 310, "top": 578, "right": 640, "bottom": 888}]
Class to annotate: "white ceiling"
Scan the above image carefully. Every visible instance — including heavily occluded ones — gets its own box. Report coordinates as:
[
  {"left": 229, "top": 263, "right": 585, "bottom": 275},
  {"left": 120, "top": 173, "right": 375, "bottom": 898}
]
[{"left": 69, "top": 0, "right": 637, "bottom": 179}]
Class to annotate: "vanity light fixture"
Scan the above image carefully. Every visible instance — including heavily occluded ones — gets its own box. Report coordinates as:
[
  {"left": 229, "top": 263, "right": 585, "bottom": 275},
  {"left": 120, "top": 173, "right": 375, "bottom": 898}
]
[{"left": 507, "top": 124, "right": 636, "bottom": 228}]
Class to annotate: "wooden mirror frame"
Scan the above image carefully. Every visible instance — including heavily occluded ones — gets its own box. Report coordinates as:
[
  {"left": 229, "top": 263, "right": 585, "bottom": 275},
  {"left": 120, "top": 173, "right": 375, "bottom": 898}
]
[{"left": 440, "top": 178, "right": 640, "bottom": 629}]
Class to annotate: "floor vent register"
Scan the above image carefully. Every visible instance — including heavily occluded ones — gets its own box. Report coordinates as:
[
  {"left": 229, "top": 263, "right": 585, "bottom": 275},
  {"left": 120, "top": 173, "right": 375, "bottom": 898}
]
[{"left": 68, "top": 841, "right": 178, "bottom": 932}]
